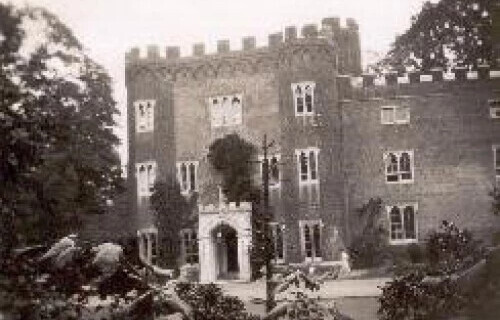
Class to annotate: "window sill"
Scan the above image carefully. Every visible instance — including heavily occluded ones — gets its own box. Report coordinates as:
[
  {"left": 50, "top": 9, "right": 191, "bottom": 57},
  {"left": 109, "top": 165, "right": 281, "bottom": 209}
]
[
  {"left": 389, "top": 239, "right": 418, "bottom": 245},
  {"left": 381, "top": 121, "right": 410, "bottom": 125},
  {"left": 304, "top": 257, "right": 323, "bottom": 263},
  {"left": 385, "top": 179, "right": 414, "bottom": 185},
  {"left": 298, "top": 180, "right": 320, "bottom": 185}
]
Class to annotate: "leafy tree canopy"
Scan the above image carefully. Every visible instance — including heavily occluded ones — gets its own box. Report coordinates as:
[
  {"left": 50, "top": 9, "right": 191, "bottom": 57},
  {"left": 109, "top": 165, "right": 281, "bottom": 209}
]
[
  {"left": 150, "top": 178, "right": 195, "bottom": 267},
  {"left": 376, "top": 0, "right": 499, "bottom": 73},
  {"left": 207, "top": 133, "right": 258, "bottom": 203},
  {"left": 0, "top": 4, "right": 124, "bottom": 249}
]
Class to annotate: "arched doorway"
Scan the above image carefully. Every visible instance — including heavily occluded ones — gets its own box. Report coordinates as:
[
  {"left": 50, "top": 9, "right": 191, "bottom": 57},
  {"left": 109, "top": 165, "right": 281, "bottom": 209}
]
[
  {"left": 198, "top": 202, "right": 252, "bottom": 283},
  {"left": 212, "top": 224, "right": 239, "bottom": 280}
]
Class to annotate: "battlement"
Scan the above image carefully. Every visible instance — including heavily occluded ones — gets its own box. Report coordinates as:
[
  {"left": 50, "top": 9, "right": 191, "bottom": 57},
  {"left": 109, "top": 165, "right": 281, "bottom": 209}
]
[
  {"left": 125, "top": 16, "right": 359, "bottom": 63},
  {"left": 198, "top": 202, "right": 252, "bottom": 214},
  {"left": 347, "top": 66, "right": 500, "bottom": 89}
]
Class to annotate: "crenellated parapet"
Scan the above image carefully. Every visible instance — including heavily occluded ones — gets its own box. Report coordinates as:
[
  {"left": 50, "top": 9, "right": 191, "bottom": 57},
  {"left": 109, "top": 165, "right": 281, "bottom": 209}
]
[
  {"left": 339, "top": 66, "right": 500, "bottom": 101},
  {"left": 198, "top": 202, "right": 252, "bottom": 214},
  {"left": 125, "top": 16, "right": 361, "bottom": 82}
]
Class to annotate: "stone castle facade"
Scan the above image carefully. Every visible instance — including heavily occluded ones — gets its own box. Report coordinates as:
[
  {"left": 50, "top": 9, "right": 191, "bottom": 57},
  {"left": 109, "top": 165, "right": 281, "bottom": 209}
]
[{"left": 124, "top": 16, "right": 500, "bottom": 280}]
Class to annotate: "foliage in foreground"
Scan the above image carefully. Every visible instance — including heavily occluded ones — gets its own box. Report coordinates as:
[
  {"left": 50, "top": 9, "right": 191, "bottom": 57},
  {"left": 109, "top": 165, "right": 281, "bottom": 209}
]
[
  {"left": 150, "top": 178, "right": 195, "bottom": 268},
  {"left": 175, "top": 282, "right": 259, "bottom": 320},
  {"left": 0, "top": 3, "right": 124, "bottom": 251},
  {"left": 0, "top": 236, "right": 190, "bottom": 320},
  {"left": 378, "top": 221, "right": 484, "bottom": 320},
  {"left": 265, "top": 270, "right": 348, "bottom": 320}
]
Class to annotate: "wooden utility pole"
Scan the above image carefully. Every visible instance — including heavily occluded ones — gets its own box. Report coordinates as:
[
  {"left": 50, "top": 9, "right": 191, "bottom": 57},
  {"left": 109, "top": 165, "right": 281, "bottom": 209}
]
[{"left": 262, "top": 134, "right": 275, "bottom": 312}]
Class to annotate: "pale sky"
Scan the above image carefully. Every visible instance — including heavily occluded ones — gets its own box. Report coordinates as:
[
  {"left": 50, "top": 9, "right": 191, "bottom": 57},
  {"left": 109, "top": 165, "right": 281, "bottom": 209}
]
[{"left": 6, "top": 0, "right": 431, "bottom": 165}]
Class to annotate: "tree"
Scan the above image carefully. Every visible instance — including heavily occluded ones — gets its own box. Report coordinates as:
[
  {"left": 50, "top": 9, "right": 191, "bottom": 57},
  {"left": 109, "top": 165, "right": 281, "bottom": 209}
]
[
  {"left": 348, "top": 198, "right": 389, "bottom": 269},
  {"left": 376, "top": 0, "right": 498, "bottom": 73},
  {"left": 207, "top": 134, "right": 270, "bottom": 279},
  {"left": 207, "top": 133, "right": 259, "bottom": 203},
  {"left": 150, "top": 178, "right": 194, "bottom": 268},
  {"left": 0, "top": 4, "right": 124, "bottom": 250}
]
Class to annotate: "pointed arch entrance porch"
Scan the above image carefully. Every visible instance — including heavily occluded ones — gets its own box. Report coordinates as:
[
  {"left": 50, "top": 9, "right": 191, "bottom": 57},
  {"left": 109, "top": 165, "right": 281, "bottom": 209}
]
[{"left": 198, "top": 202, "right": 252, "bottom": 282}]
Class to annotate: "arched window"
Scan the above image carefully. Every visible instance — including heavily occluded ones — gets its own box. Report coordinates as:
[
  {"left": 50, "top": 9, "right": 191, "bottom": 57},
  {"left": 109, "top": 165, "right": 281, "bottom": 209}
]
[
  {"left": 295, "top": 85, "right": 304, "bottom": 114},
  {"left": 189, "top": 163, "right": 196, "bottom": 191},
  {"left": 403, "top": 206, "right": 416, "bottom": 239},
  {"left": 313, "top": 224, "right": 322, "bottom": 258},
  {"left": 270, "top": 156, "right": 280, "bottom": 185},
  {"left": 400, "top": 152, "right": 412, "bottom": 180},
  {"left": 305, "top": 84, "right": 313, "bottom": 113},
  {"left": 388, "top": 204, "right": 417, "bottom": 243},
  {"left": 177, "top": 161, "right": 199, "bottom": 194},
  {"left": 134, "top": 100, "right": 155, "bottom": 132},
  {"left": 301, "top": 220, "right": 322, "bottom": 262},
  {"left": 180, "top": 163, "right": 187, "bottom": 191},
  {"left": 292, "top": 82, "right": 315, "bottom": 116},
  {"left": 300, "top": 152, "right": 308, "bottom": 181},
  {"left": 384, "top": 151, "right": 414, "bottom": 183},
  {"left": 389, "top": 206, "right": 403, "bottom": 240},
  {"left": 309, "top": 150, "right": 317, "bottom": 180},
  {"left": 138, "top": 165, "right": 146, "bottom": 194},
  {"left": 304, "top": 225, "right": 312, "bottom": 258},
  {"left": 276, "top": 226, "right": 284, "bottom": 260}
]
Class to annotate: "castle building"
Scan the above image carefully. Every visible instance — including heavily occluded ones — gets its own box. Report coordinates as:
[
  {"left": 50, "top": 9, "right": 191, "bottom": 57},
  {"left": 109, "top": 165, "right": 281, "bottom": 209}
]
[{"left": 124, "top": 16, "right": 500, "bottom": 282}]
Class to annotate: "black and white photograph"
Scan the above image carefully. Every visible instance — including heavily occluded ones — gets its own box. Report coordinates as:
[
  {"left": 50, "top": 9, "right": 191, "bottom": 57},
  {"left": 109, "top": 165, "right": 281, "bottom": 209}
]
[{"left": 1, "top": 0, "right": 500, "bottom": 319}]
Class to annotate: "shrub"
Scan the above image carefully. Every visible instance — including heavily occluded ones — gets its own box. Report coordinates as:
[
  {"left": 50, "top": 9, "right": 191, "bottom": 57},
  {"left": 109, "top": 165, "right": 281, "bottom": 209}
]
[
  {"left": 426, "top": 221, "right": 482, "bottom": 274},
  {"left": 175, "top": 282, "right": 259, "bottom": 320},
  {"left": 379, "top": 221, "right": 484, "bottom": 320},
  {"left": 348, "top": 198, "right": 389, "bottom": 269},
  {"left": 379, "top": 271, "right": 463, "bottom": 320},
  {"left": 407, "top": 243, "right": 426, "bottom": 264}
]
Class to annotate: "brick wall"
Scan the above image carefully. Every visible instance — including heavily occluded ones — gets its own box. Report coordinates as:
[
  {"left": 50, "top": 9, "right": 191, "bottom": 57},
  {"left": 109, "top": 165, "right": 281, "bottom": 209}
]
[{"left": 342, "top": 79, "right": 500, "bottom": 244}]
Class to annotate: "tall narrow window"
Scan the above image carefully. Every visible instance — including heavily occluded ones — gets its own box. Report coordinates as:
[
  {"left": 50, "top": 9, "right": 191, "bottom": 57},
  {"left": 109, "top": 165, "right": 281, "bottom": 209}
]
[
  {"left": 180, "top": 163, "right": 187, "bottom": 190},
  {"left": 269, "top": 223, "right": 285, "bottom": 263},
  {"left": 399, "top": 152, "right": 412, "bottom": 180},
  {"left": 403, "top": 206, "right": 416, "bottom": 240},
  {"left": 304, "top": 225, "right": 312, "bottom": 258},
  {"left": 177, "top": 161, "right": 199, "bottom": 194},
  {"left": 189, "top": 163, "right": 196, "bottom": 191},
  {"left": 494, "top": 145, "right": 500, "bottom": 184},
  {"left": 260, "top": 155, "right": 281, "bottom": 189},
  {"left": 270, "top": 157, "right": 280, "bottom": 186},
  {"left": 296, "top": 148, "right": 320, "bottom": 205},
  {"left": 384, "top": 151, "right": 414, "bottom": 183},
  {"left": 300, "top": 152, "right": 308, "bottom": 181},
  {"left": 296, "top": 148, "right": 320, "bottom": 184},
  {"left": 309, "top": 150, "right": 317, "bottom": 180},
  {"left": 180, "top": 229, "right": 198, "bottom": 264},
  {"left": 388, "top": 204, "right": 418, "bottom": 244},
  {"left": 134, "top": 100, "right": 155, "bottom": 132},
  {"left": 136, "top": 161, "right": 157, "bottom": 197},
  {"left": 295, "top": 86, "right": 304, "bottom": 114},
  {"left": 386, "top": 153, "right": 399, "bottom": 182},
  {"left": 389, "top": 206, "right": 403, "bottom": 240},
  {"left": 300, "top": 220, "right": 322, "bottom": 262},
  {"left": 292, "top": 82, "right": 315, "bottom": 116},
  {"left": 305, "top": 84, "right": 313, "bottom": 113},
  {"left": 313, "top": 224, "right": 321, "bottom": 258}
]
